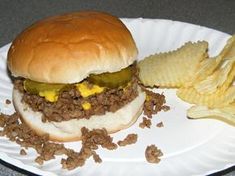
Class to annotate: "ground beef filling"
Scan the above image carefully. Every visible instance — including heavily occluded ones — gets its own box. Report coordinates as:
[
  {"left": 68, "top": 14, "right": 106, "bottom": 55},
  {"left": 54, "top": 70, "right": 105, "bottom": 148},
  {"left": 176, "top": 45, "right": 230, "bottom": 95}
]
[{"left": 14, "top": 77, "right": 139, "bottom": 122}]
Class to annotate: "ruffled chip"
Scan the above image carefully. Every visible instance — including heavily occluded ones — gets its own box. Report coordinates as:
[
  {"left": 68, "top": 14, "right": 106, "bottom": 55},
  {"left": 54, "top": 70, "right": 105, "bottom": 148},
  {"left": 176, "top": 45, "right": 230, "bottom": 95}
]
[
  {"left": 138, "top": 41, "right": 208, "bottom": 87},
  {"left": 194, "top": 57, "right": 235, "bottom": 94},
  {"left": 220, "top": 35, "right": 235, "bottom": 59},
  {"left": 177, "top": 85, "right": 235, "bottom": 108},
  {"left": 187, "top": 35, "right": 235, "bottom": 86},
  {"left": 187, "top": 103, "right": 235, "bottom": 125}
]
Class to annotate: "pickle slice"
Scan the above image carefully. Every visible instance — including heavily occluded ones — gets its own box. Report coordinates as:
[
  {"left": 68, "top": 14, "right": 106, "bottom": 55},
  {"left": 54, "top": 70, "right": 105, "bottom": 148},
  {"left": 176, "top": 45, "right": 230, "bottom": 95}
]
[
  {"left": 24, "top": 79, "right": 67, "bottom": 94},
  {"left": 88, "top": 66, "right": 133, "bottom": 88}
]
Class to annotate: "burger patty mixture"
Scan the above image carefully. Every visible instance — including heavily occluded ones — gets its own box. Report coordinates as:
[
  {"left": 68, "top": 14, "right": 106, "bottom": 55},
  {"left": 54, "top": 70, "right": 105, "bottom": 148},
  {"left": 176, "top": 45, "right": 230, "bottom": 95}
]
[{"left": 14, "top": 77, "right": 139, "bottom": 122}]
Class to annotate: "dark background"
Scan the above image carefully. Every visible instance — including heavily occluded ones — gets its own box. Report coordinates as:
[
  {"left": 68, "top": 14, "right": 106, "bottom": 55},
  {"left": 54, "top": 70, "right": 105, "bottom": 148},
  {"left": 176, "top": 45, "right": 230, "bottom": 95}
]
[
  {"left": 1, "top": 0, "right": 235, "bottom": 47},
  {"left": 0, "top": 0, "right": 234, "bottom": 175}
]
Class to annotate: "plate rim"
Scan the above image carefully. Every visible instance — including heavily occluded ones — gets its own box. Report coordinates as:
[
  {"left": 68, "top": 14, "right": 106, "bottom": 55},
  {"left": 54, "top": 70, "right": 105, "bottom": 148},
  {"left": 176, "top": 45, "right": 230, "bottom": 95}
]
[{"left": 0, "top": 18, "right": 234, "bottom": 176}]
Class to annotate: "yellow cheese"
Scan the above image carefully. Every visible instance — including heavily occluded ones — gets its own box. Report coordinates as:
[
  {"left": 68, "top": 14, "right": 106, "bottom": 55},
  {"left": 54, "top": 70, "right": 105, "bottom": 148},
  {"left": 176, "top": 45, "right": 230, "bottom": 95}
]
[
  {"left": 37, "top": 81, "right": 104, "bottom": 102},
  {"left": 146, "top": 95, "right": 151, "bottom": 101},
  {"left": 123, "top": 82, "right": 131, "bottom": 92},
  {"left": 82, "top": 102, "right": 91, "bottom": 110},
  {"left": 39, "top": 90, "right": 58, "bottom": 102},
  {"left": 76, "top": 82, "right": 104, "bottom": 97}
]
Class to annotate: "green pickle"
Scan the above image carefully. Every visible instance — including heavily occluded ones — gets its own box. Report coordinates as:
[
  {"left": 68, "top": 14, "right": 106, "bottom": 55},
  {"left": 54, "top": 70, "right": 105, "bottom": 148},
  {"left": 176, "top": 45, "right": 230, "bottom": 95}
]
[
  {"left": 24, "top": 66, "right": 134, "bottom": 93},
  {"left": 88, "top": 66, "right": 133, "bottom": 88},
  {"left": 24, "top": 79, "right": 67, "bottom": 94}
]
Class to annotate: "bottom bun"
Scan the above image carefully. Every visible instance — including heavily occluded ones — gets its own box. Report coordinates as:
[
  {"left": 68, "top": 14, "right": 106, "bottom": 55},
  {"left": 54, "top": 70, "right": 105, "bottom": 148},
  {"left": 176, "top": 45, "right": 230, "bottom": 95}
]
[{"left": 13, "top": 88, "right": 146, "bottom": 142}]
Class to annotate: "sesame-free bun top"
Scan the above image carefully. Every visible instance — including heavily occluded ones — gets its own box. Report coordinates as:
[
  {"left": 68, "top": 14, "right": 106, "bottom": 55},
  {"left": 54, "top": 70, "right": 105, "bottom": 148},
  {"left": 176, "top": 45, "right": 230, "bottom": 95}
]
[{"left": 7, "top": 11, "right": 138, "bottom": 83}]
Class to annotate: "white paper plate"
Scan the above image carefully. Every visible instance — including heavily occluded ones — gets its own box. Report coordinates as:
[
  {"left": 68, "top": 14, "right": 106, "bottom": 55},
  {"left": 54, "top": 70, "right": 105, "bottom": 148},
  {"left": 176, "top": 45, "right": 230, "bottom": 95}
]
[{"left": 0, "top": 18, "right": 234, "bottom": 176}]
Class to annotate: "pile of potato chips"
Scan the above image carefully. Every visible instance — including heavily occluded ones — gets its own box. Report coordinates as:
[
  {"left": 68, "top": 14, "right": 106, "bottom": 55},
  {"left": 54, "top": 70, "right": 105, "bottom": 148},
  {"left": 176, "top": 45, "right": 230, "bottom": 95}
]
[{"left": 138, "top": 35, "right": 235, "bottom": 125}]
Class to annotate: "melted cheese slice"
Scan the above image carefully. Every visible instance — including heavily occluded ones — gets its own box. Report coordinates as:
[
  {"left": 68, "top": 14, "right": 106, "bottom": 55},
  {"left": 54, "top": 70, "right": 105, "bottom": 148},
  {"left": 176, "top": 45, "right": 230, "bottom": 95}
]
[
  {"left": 39, "top": 82, "right": 104, "bottom": 102},
  {"left": 82, "top": 102, "right": 91, "bottom": 110},
  {"left": 37, "top": 82, "right": 104, "bottom": 102},
  {"left": 39, "top": 90, "right": 58, "bottom": 102},
  {"left": 76, "top": 82, "right": 104, "bottom": 97}
]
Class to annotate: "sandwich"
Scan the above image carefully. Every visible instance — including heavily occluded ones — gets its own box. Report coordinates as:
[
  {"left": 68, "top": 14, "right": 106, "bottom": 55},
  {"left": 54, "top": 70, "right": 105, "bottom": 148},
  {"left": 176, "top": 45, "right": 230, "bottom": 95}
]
[{"left": 7, "top": 11, "right": 146, "bottom": 142}]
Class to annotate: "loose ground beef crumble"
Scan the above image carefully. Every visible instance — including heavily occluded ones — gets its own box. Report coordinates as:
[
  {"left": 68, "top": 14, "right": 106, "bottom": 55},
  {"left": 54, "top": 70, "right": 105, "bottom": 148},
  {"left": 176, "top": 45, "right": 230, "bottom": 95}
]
[
  {"left": 145, "top": 144, "right": 163, "bottom": 163},
  {"left": 142, "top": 88, "right": 170, "bottom": 118},
  {"left": 5, "top": 99, "right": 11, "bottom": 105},
  {"left": 20, "top": 149, "right": 27, "bottom": 155},
  {"left": 117, "top": 134, "right": 137, "bottom": 146},
  {"left": 0, "top": 113, "right": 142, "bottom": 170},
  {"left": 61, "top": 127, "right": 117, "bottom": 170},
  {"left": 139, "top": 88, "right": 170, "bottom": 128},
  {"left": 139, "top": 117, "right": 152, "bottom": 128},
  {"left": 156, "top": 122, "right": 164, "bottom": 128}
]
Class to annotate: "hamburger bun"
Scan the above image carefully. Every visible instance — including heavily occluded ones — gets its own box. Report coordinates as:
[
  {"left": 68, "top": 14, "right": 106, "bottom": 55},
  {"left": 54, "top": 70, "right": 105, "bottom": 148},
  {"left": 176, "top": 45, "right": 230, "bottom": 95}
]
[
  {"left": 7, "top": 11, "right": 138, "bottom": 84},
  {"left": 13, "top": 88, "right": 145, "bottom": 142},
  {"left": 8, "top": 11, "right": 144, "bottom": 142}
]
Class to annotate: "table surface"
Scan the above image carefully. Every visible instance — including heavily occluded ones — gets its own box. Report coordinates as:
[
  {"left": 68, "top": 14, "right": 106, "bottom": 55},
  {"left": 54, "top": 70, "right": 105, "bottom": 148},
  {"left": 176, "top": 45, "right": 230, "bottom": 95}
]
[{"left": 0, "top": 0, "right": 234, "bottom": 175}]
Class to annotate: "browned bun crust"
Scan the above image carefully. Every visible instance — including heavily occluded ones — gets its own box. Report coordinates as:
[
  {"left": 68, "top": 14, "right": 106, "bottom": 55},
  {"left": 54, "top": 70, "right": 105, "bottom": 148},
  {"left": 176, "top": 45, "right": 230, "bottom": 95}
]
[{"left": 7, "top": 11, "right": 137, "bottom": 83}]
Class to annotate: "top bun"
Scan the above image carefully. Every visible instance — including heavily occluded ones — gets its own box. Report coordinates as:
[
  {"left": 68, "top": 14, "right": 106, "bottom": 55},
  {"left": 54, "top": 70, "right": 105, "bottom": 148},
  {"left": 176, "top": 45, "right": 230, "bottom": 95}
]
[{"left": 7, "top": 11, "right": 138, "bottom": 84}]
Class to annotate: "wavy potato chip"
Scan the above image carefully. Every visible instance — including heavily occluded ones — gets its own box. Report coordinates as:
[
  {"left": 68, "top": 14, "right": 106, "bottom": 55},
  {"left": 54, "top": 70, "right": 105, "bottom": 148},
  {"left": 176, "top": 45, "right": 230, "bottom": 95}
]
[
  {"left": 221, "top": 102, "right": 235, "bottom": 114},
  {"left": 177, "top": 85, "right": 235, "bottom": 108},
  {"left": 185, "top": 56, "right": 223, "bottom": 87},
  {"left": 220, "top": 35, "right": 235, "bottom": 59},
  {"left": 177, "top": 37, "right": 235, "bottom": 107},
  {"left": 194, "top": 57, "right": 235, "bottom": 94},
  {"left": 138, "top": 41, "right": 208, "bottom": 87},
  {"left": 186, "top": 35, "right": 235, "bottom": 86},
  {"left": 187, "top": 104, "right": 235, "bottom": 125}
]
